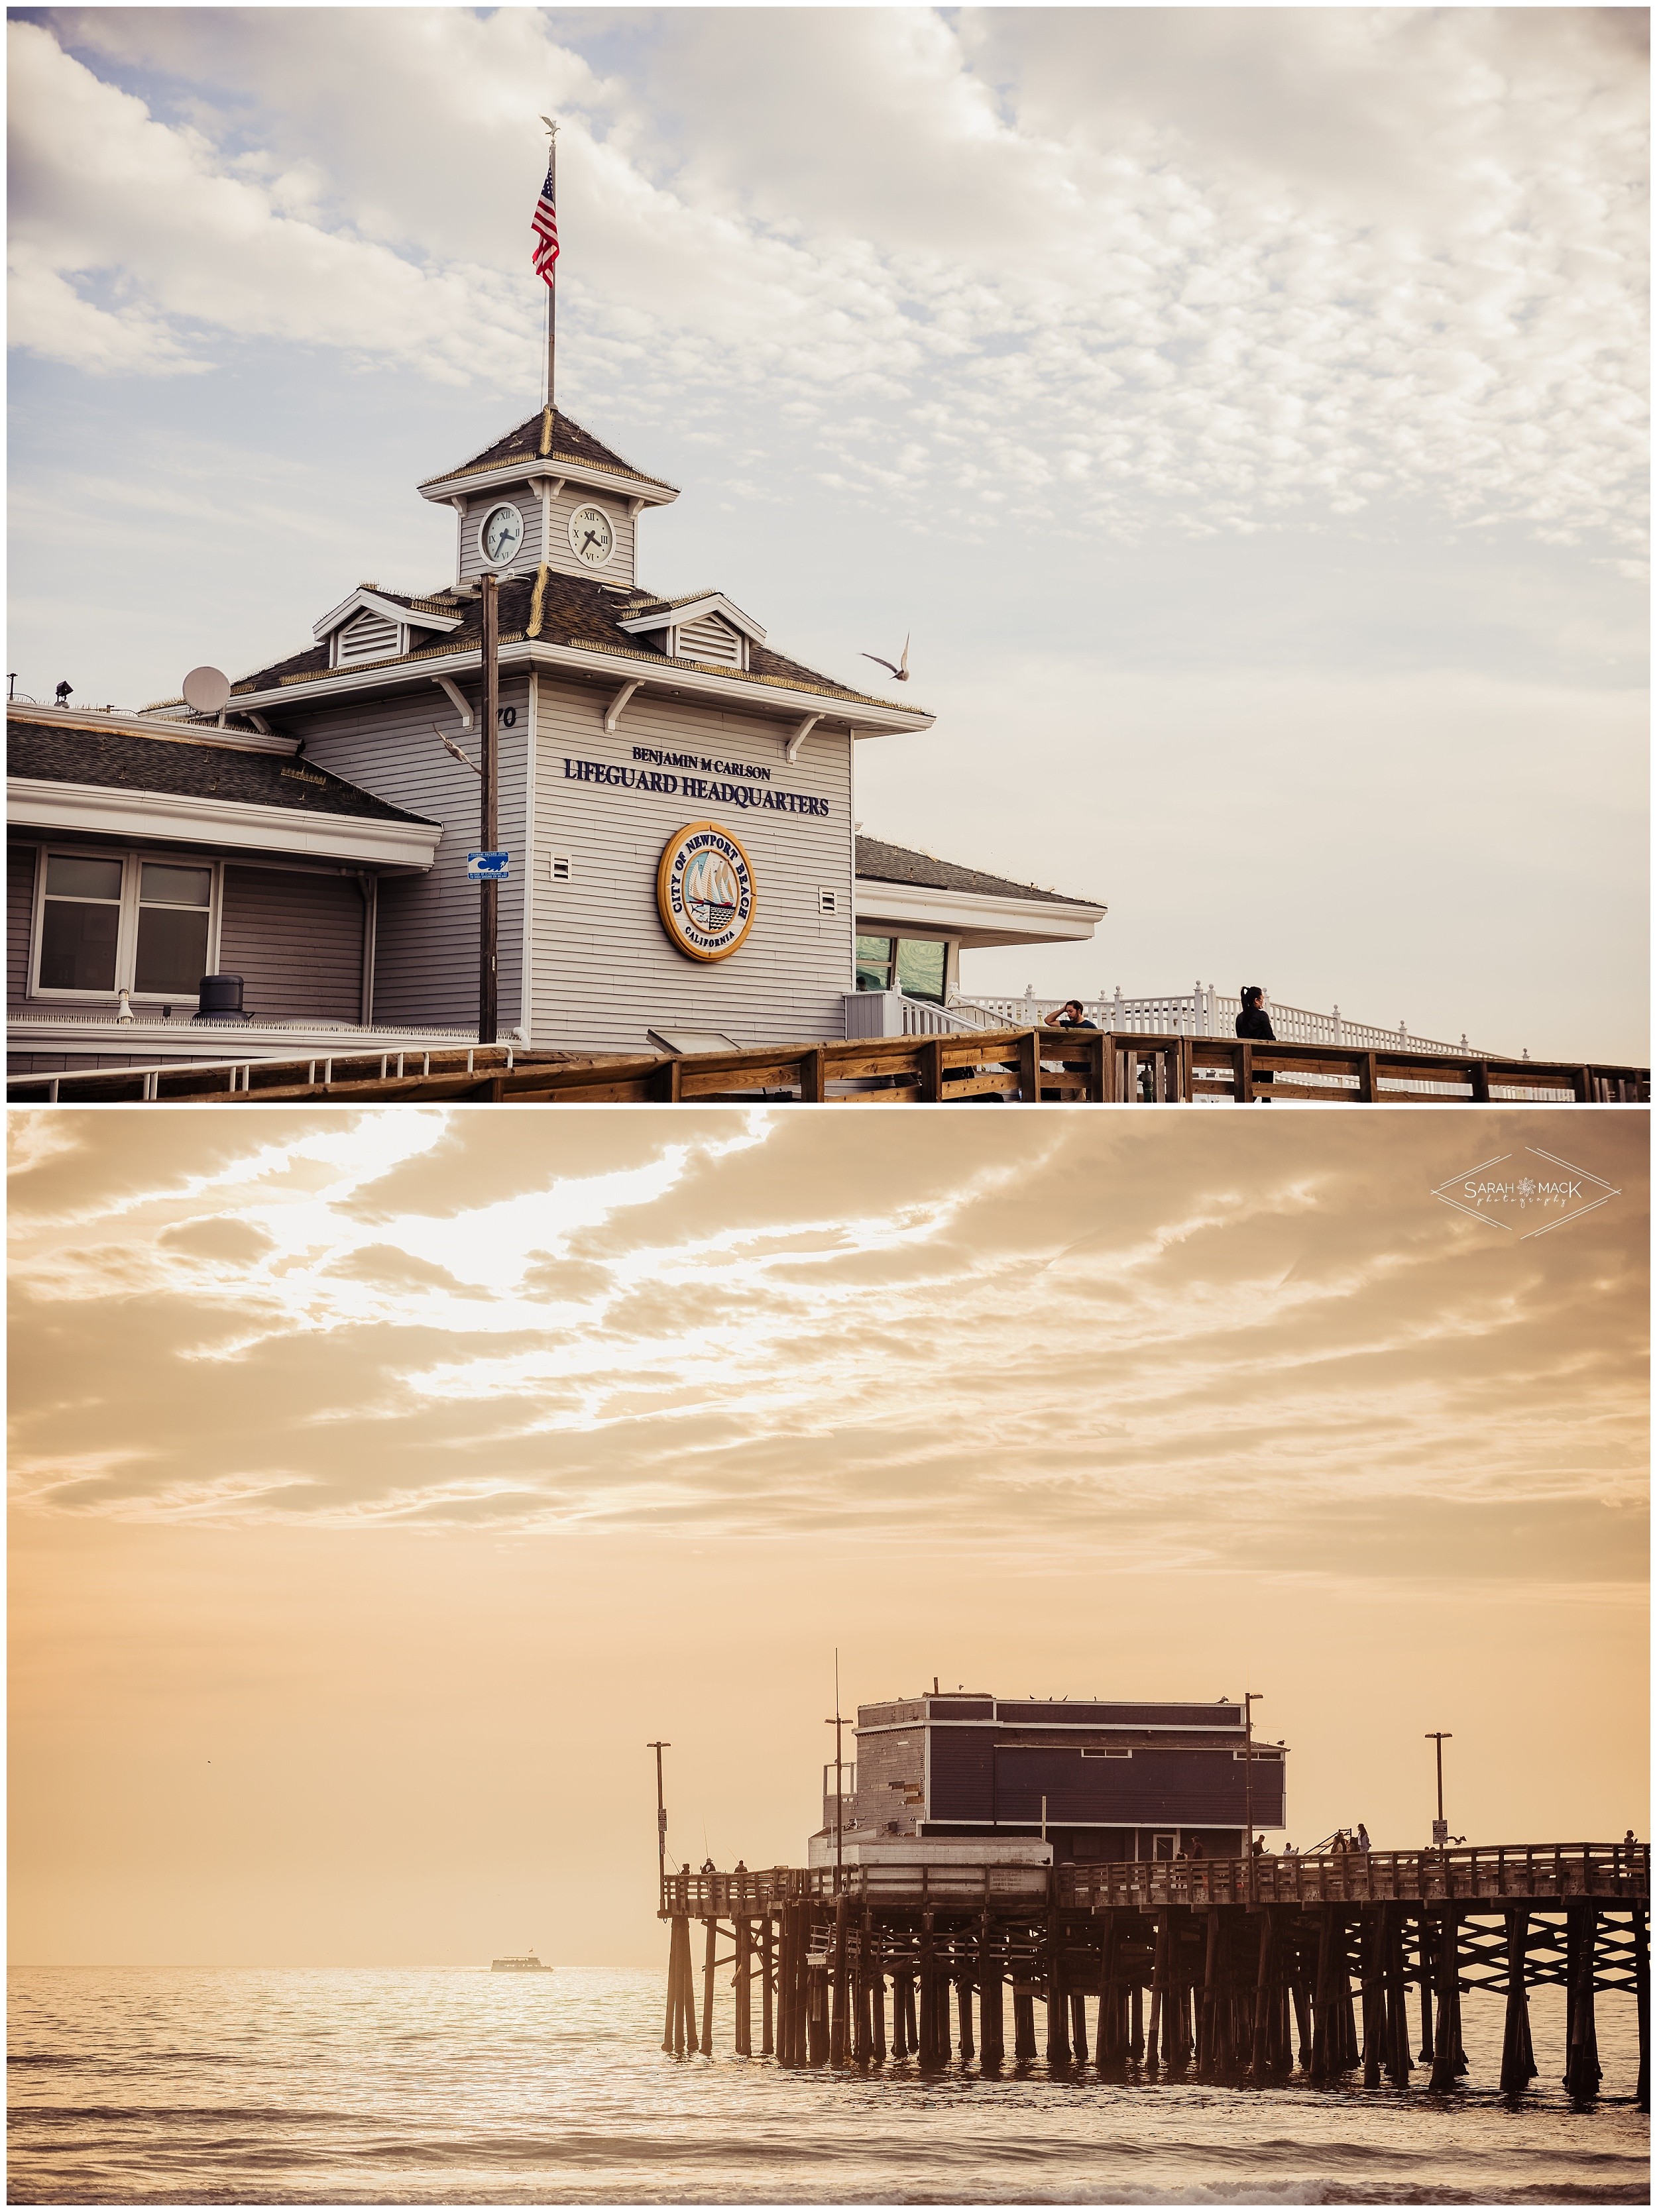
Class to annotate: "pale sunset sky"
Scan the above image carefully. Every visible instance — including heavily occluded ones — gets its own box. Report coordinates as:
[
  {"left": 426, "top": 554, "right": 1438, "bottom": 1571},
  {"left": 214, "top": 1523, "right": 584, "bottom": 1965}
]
[
  {"left": 9, "top": 1106, "right": 1648, "bottom": 1967},
  {"left": 5, "top": 7, "right": 1649, "bottom": 1059}
]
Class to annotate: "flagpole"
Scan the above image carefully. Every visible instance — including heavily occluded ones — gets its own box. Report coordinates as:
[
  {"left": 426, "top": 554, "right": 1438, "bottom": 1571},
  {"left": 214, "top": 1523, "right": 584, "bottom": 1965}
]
[{"left": 544, "top": 119, "right": 557, "bottom": 419}]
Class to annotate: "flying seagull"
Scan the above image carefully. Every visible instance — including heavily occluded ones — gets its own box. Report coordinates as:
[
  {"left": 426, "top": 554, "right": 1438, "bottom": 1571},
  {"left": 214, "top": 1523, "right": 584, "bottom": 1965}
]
[{"left": 861, "top": 636, "right": 910, "bottom": 682}]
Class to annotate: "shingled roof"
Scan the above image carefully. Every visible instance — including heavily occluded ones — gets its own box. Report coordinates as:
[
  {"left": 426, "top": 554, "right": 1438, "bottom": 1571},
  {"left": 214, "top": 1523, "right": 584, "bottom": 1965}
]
[
  {"left": 8, "top": 718, "right": 436, "bottom": 826},
  {"left": 420, "top": 408, "right": 677, "bottom": 493},
  {"left": 229, "top": 569, "right": 912, "bottom": 714},
  {"left": 855, "top": 835, "right": 1104, "bottom": 911}
]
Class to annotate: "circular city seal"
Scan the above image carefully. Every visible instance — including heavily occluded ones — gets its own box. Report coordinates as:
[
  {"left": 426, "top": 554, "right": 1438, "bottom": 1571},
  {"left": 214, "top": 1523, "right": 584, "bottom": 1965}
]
[{"left": 656, "top": 821, "right": 757, "bottom": 962}]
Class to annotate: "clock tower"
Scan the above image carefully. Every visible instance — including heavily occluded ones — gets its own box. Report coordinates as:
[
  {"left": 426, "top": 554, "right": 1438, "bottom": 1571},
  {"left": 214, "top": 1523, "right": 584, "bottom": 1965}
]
[{"left": 417, "top": 404, "right": 679, "bottom": 594}]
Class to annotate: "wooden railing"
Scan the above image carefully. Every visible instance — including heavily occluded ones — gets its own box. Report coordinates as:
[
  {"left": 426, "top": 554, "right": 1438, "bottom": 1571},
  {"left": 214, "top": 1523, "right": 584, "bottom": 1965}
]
[
  {"left": 10, "top": 1028, "right": 1646, "bottom": 1105},
  {"left": 1060, "top": 1841, "right": 1650, "bottom": 1910},
  {"left": 958, "top": 987, "right": 1501, "bottom": 1060},
  {"left": 660, "top": 1843, "right": 1648, "bottom": 1918}
]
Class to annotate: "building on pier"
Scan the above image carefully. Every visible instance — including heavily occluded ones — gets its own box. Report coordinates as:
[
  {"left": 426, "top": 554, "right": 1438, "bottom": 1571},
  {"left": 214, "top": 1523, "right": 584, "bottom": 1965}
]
[{"left": 815, "top": 1689, "right": 1288, "bottom": 1867}]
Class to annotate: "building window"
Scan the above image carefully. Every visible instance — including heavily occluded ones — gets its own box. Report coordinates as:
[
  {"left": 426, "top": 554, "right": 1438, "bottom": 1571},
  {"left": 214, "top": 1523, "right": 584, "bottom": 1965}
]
[
  {"left": 895, "top": 938, "right": 946, "bottom": 1005},
  {"left": 1082, "top": 1747, "right": 1132, "bottom": 1758},
  {"left": 856, "top": 934, "right": 893, "bottom": 991},
  {"left": 30, "top": 850, "right": 221, "bottom": 1002},
  {"left": 135, "top": 863, "right": 213, "bottom": 993},
  {"left": 38, "top": 854, "right": 123, "bottom": 991}
]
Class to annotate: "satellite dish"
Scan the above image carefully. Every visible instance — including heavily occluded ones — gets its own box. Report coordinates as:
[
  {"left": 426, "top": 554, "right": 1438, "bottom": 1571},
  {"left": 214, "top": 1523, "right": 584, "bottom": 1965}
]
[{"left": 182, "top": 665, "right": 231, "bottom": 716}]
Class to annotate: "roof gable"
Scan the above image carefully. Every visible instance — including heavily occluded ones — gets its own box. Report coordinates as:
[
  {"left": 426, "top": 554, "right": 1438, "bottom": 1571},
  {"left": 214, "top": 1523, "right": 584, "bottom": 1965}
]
[
  {"left": 616, "top": 590, "right": 766, "bottom": 646},
  {"left": 313, "top": 587, "right": 465, "bottom": 643}
]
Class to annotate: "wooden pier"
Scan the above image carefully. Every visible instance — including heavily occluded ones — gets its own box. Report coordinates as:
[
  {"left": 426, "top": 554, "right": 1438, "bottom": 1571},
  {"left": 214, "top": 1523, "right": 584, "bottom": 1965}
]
[
  {"left": 657, "top": 1844, "right": 1648, "bottom": 2104},
  {"left": 11, "top": 1027, "right": 1648, "bottom": 1105}
]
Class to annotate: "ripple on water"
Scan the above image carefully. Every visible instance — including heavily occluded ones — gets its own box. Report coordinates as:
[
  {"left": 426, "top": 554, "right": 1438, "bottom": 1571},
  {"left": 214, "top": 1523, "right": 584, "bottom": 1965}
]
[{"left": 5, "top": 1967, "right": 1647, "bottom": 2205}]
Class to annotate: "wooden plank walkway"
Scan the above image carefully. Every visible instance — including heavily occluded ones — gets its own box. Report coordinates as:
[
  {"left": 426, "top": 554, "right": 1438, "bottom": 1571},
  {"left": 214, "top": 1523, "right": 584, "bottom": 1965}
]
[{"left": 9, "top": 1030, "right": 1648, "bottom": 1105}]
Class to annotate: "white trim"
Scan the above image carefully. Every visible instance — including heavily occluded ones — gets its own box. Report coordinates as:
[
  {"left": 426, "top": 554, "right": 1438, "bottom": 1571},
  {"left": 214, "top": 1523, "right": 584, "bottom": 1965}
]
[
  {"left": 785, "top": 713, "right": 819, "bottom": 763},
  {"left": 432, "top": 675, "right": 475, "bottom": 731},
  {"left": 520, "top": 671, "right": 537, "bottom": 1046},
  {"left": 232, "top": 637, "right": 935, "bottom": 736},
  {"left": 854, "top": 1718, "right": 1249, "bottom": 1737},
  {"left": 617, "top": 590, "right": 766, "bottom": 647},
  {"left": 856, "top": 877, "right": 1106, "bottom": 948},
  {"left": 9, "top": 779, "right": 442, "bottom": 871},
  {"left": 602, "top": 679, "right": 640, "bottom": 735},
  {"left": 26, "top": 842, "right": 224, "bottom": 1005},
  {"left": 9, "top": 703, "right": 294, "bottom": 756},
  {"left": 313, "top": 588, "right": 464, "bottom": 644},
  {"left": 419, "top": 453, "right": 678, "bottom": 510},
  {"left": 477, "top": 499, "right": 526, "bottom": 573}
]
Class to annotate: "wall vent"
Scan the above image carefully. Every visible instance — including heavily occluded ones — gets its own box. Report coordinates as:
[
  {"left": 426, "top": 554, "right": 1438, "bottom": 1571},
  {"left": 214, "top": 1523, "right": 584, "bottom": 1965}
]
[
  {"left": 336, "top": 612, "right": 401, "bottom": 665},
  {"left": 549, "top": 854, "right": 573, "bottom": 883},
  {"left": 819, "top": 888, "right": 838, "bottom": 915},
  {"left": 677, "top": 613, "right": 744, "bottom": 669}
]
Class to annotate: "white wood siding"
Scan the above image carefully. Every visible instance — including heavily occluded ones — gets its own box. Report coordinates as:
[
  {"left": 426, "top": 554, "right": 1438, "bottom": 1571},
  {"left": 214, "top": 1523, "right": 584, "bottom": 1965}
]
[
  {"left": 458, "top": 481, "right": 637, "bottom": 588},
  {"left": 529, "top": 674, "right": 854, "bottom": 1052},
  {"left": 217, "top": 865, "right": 366, "bottom": 1022},
  {"left": 282, "top": 681, "right": 529, "bottom": 1032}
]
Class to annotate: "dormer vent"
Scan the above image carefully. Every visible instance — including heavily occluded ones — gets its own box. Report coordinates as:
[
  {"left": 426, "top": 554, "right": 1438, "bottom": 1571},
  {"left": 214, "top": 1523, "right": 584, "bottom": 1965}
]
[
  {"left": 337, "top": 611, "right": 400, "bottom": 665},
  {"left": 677, "top": 613, "right": 744, "bottom": 669}
]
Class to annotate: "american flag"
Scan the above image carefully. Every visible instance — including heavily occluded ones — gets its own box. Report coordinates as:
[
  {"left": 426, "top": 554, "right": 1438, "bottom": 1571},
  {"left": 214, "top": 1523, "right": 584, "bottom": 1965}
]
[{"left": 532, "top": 159, "right": 559, "bottom": 286}]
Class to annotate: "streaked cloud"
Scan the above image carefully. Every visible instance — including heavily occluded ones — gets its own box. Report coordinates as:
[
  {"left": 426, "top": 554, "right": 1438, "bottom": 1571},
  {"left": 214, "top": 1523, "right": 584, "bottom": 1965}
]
[{"left": 9, "top": 1110, "right": 1646, "bottom": 1590}]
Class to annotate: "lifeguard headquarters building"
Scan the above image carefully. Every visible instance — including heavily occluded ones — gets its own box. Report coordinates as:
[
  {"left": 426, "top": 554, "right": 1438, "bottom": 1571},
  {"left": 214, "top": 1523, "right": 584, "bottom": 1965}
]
[
  {"left": 813, "top": 1690, "right": 1288, "bottom": 1870},
  {"left": 7, "top": 404, "right": 1104, "bottom": 1078}
]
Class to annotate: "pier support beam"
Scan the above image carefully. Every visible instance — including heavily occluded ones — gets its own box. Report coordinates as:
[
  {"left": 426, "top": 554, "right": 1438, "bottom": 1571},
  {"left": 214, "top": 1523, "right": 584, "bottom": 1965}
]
[
  {"left": 829, "top": 1895, "right": 848, "bottom": 2067},
  {"left": 980, "top": 1920, "right": 1005, "bottom": 2069},
  {"left": 1563, "top": 1901, "right": 1602, "bottom": 2100},
  {"left": 1047, "top": 1912, "right": 1072, "bottom": 2065},
  {"left": 1013, "top": 1989, "right": 1038, "bottom": 2061},
  {"left": 1428, "top": 1907, "right": 1462, "bottom": 2091},
  {"left": 1635, "top": 1906, "right": 1649, "bottom": 2113},
  {"left": 761, "top": 1920, "right": 775, "bottom": 2057},
  {"left": 735, "top": 1917, "right": 752, "bottom": 2055},
  {"left": 1499, "top": 1909, "right": 1536, "bottom": 2094}
]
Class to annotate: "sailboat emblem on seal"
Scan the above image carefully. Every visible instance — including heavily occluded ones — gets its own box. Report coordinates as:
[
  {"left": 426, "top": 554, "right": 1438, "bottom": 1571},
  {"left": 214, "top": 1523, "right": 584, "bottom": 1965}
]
[{"left": 657, "top": 821, "right": 757, "bottom": 962}]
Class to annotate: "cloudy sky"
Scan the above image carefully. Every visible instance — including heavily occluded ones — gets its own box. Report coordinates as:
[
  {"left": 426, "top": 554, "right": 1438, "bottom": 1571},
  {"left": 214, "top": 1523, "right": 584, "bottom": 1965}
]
[
  {"left": 6, "top": 8, "right": 1648, "bottom": 1058},
  {"left": 9, "top": 1105, "right": 1647, "bottom": 1965}
]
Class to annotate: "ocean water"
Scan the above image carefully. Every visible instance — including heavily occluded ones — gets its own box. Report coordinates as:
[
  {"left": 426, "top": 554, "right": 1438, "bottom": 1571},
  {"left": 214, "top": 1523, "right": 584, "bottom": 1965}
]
[{"left": 7, "top": 1965, "right": 1647, "bottom": 2205}]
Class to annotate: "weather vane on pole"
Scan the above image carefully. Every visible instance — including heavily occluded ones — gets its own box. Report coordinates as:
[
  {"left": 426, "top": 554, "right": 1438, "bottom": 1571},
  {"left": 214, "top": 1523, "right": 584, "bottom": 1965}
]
[{"left": 534, "top": 116, "right": 561, "bottom": 441}]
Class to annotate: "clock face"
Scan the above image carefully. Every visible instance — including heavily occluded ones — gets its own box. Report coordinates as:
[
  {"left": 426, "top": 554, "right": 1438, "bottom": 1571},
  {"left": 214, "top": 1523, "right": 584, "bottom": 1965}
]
[
  {"left": 568, "top": 504, "right": 616, "bottom": 567},
  {"left": 480, "top": 503, "right": 524, "bottom": 567}
]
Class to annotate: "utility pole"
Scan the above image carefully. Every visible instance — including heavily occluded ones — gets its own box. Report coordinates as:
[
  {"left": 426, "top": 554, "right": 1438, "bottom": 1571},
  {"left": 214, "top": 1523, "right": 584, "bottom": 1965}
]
[
  {"left": 647, "top": 1740, "right": 671, "bottom": 1898},
  {"left": 478, "top": 571, "right": 498, "bottom": 1044},
  {"left": 1243, "top": 1690, "right": 1263, "bottom": 1899},
  {"left": 825, "top": 1650, "right": 845, "bottom": 1896},
  {"left": 1426, "top": 1732, "right": 1452, "bottom": 1848}
]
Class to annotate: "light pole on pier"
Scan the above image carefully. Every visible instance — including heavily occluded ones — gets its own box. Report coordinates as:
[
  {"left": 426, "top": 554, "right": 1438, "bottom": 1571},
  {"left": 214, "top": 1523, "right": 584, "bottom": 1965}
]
[
  {"left": 648, "top": 1740, "right": 671, "bottom": 1896},
  {"left": 825, "top": 1650, "right": 846, "bottom": 1897},
  {"left": 1426, "top": 1732, "right": 1452, "bottom": 1848},
  {"left": 1243, "top": 1690, "right": 1263, "bottom": 1899}
]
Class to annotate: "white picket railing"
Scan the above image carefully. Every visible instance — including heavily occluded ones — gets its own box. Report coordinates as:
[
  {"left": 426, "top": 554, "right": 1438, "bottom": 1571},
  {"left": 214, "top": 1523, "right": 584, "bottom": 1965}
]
[
  {"left": 951, "top": 983, "right": 1507, "bottom": 1061},
  {"left": 844, "top": 991, "right": 1006, "bottom": 1039}
]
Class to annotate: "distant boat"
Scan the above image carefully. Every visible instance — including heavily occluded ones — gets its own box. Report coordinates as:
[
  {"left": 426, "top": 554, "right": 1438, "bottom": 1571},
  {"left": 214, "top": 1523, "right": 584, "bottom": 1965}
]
[{"left": 490, "top": 1952, "right": 552, "bottom": 1972}]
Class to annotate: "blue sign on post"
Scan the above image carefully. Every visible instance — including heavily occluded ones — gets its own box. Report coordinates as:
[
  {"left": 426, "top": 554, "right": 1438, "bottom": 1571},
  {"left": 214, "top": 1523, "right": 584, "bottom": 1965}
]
[{"left": 467, "top": 850, "right": 510, "bottom": 881}]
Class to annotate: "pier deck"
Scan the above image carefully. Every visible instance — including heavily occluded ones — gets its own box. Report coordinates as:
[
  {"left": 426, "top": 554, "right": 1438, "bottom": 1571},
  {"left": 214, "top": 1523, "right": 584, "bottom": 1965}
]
[{"left": 657, "top": 1844, "right": 1648, "bottom": 2104}]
